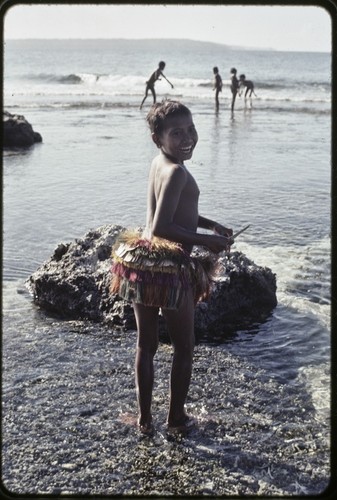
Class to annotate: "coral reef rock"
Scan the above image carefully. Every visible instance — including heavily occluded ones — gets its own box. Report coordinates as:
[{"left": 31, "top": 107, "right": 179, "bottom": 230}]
[
  {"left": 26, "top": 225, "right": 277, "bottom": 341},
  {"left": 3, "top": 110, "right": 42, "bottom": 148}
]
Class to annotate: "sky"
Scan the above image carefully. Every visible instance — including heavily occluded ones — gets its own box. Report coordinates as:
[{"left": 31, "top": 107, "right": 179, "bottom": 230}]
[{"left": 1, "top": 2, "right": 333, "bottom": 53}]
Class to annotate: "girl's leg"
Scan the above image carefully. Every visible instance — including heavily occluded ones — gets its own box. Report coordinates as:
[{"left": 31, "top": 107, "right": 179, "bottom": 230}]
[
  {"left": 162, "top": 288, "right": 195, "bottom": 426},
  {"left": 133, "top": 303, "right": 159, "bottom": 429}
]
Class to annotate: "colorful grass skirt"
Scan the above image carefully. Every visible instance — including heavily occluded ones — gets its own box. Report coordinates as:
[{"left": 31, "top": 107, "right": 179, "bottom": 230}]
[{"left": 110, "top": 230, "right": 218, "bottom": 309}]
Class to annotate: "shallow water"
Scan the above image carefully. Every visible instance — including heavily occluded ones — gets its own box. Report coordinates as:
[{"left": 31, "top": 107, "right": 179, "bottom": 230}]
[
  {"left": 2, "top": 40, "right": 331, "bottom": 493},
  {"left": 3, "top": 108, "right": 331, "bottom": 454}
]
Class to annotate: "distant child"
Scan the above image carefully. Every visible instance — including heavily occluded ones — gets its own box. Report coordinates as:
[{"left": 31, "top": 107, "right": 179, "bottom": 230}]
[
  {"left": 230, "top": 67, "right": 239, "bottom": 113},
  {"left": 213, "top": 66, "right": 223, "bottom": 110},
  {"left": 239, "top": 74, "right": 257, "bottom": 98},
  {"left": 140, "top": 61, "right": 174, "bottom": 109},
  {"left": 111, "top": 100, "right": 233, "bottom": 435}
]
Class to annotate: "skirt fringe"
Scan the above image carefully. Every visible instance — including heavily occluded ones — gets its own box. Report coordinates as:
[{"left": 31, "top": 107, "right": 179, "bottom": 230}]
[{"left": 110, "top": 230, "right": 218, "bottom": 309}]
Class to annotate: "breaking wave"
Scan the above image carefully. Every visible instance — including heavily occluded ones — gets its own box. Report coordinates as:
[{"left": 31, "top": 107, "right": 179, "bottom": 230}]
[{"left": 19, "top": 71, "right": 331, "bottom": 92}]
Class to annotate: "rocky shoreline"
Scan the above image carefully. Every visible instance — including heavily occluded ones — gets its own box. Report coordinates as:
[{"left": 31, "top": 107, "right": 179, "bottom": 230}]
[{"left": 2, "top": 310, "right": 330, "bottom": 497}]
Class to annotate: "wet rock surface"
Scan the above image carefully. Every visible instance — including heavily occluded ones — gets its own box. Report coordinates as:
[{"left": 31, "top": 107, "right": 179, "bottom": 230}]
[
  {"left": 3, "top": 110, "right": 42, "bottom": 148},
  {"left": 26, "top": 224, "right": 277, "bottom": 341},
  {"left": 2, "top": 317, "right": 330, "bottom": 496}
]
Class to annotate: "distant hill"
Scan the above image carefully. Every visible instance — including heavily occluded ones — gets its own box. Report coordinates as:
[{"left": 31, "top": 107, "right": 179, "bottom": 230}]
[
  {"left": 119, "top": 38, "right": 276, "bottom": 51},
  {"left": 6, "top": 37, "right": 276, "bottom": 52}
]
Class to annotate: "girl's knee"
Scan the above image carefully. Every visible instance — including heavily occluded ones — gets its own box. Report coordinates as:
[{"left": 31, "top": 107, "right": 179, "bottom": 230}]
[
  {"left": 136, "top": 327, "right": 158, "bottom": 354},
  {"left": 135, "top": 321, "right": 159, "bottom": 357},
  {"left": 170, "top": 334, "right": 194, "bottom": 356}
]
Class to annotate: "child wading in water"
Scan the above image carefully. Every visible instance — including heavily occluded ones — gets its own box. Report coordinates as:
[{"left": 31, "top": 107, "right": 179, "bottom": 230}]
[
  {"left": 140, "top": 61, "right": 174, "bottom": 110},
  {"left": 239, "top": 74, "right": 257, "bottom": 98},
  {"left": 213, "top": 66, "right": 223, "bottom": 111},
  {"left": 230, "top": 67, "right": 239, "bottom": 113},
  {"left": 111, "top": 100, "right": 233, "bottom": 435}
]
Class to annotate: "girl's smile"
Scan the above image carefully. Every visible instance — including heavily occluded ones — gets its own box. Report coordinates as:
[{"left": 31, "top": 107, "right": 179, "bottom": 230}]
[{"left": 153, "top": 113, "right": 198, "bottom": 163}]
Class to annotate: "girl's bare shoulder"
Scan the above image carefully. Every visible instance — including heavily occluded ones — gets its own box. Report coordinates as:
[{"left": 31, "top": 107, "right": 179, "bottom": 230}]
[
  {"left": 150, "top": 156, "right": 187, "bottom": 187},
  {"left": 153, "top": 153, "right": 184, "bottom": 170}
]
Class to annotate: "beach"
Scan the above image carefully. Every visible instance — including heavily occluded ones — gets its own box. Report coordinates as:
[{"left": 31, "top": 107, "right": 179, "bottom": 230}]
[
  {"left": 2, "top": 39, "right": 331, "bottom": 496},
  {"left": 2, "top": 297, "right": 330, "bottom": 496}
]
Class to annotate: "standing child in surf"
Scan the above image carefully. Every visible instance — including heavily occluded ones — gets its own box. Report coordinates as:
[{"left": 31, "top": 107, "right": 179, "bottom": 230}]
[
  {"left": 213, "top": 66, "right": 223, "bottom": 110},
  {"left": 111, "top": 99, "right": 233, "bottom": 435},
  {"left": 230, "top": 67, "right": 239, "bottom": 113},
  {"left": 140, "top": 61, "right": 174, "bottom": 109}
]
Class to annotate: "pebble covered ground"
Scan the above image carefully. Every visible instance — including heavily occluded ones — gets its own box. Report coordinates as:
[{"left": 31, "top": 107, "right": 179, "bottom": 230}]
[{"left": 2, "top": 314, "right": 331, "bottom": 497}]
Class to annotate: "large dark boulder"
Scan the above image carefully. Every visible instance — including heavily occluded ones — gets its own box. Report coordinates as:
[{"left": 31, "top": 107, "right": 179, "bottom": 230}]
[
  {"left": 26, "top": 225, "right": 277, "bottom": 341},
  {"left": 3, "top": 111, "right": 42, "bottom": 148}
]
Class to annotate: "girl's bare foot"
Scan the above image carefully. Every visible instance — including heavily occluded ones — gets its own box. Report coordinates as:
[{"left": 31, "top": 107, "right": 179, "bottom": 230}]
[
  {"left": 167, "top": 415, "right": 197, "bottom": 434},
  {"left": 138, "top": 423, "right": 154, "bottom": 436},
  {"left": 138, "top": 418, "right": 154, "bottom": 436}
]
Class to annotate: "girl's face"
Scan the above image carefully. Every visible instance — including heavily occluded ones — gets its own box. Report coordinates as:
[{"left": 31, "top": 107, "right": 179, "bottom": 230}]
[{"left": 153, "top": 112, "right": 198, "bottom": 163}]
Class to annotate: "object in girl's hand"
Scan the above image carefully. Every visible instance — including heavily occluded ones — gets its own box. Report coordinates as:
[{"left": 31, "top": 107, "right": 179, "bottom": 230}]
[{"left": 233, "top": 224, "right": 250, "bottom": 239}]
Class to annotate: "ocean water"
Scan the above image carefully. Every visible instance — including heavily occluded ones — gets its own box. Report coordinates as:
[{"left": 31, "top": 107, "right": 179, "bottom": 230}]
[{"left": 3, "top": 40, "right": 331, "bottom": 422}]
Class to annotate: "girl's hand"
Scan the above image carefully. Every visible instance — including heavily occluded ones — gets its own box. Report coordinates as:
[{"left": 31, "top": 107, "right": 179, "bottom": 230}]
[
  {"left": 213, "top": 223, "right": 233, "bottom": 238},
  {"left": 207, "top": 235, "right": 233, "bottom": 254}
]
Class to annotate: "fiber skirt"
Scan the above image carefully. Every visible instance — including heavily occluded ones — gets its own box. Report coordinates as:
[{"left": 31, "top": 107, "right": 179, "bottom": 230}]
[{"left": 110, "top": 230, "right": 218, "bottom": 309}]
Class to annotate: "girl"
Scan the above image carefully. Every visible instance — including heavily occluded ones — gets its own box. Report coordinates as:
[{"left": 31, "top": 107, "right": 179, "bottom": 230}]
[{"left": 111, "top": 100, "right": 233, "bottom": 435}]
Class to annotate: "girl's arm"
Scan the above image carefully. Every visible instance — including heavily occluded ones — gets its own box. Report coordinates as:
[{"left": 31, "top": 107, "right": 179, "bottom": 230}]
[{"left": 198, "top": 215, "right": 233, "bottom": 237}]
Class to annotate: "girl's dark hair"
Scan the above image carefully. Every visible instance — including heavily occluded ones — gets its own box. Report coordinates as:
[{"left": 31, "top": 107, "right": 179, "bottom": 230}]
[{"left": 146, "top": 99, "right": 191, "bottom": 135}]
